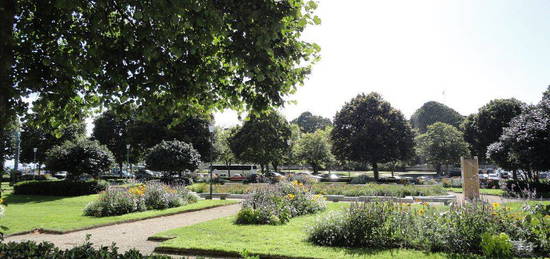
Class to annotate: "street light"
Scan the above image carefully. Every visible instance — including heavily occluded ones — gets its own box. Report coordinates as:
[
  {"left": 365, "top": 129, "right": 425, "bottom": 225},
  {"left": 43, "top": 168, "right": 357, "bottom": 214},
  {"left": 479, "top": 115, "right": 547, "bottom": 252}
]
[
  {"left": 33, "top": 147, "right": 37, "bottom": 175},
  {"left": 126, "top": 144, "right": 131, "bottom": 178},
  {"left": 208, "top": 124, "right": 215, "bottom": 200}
]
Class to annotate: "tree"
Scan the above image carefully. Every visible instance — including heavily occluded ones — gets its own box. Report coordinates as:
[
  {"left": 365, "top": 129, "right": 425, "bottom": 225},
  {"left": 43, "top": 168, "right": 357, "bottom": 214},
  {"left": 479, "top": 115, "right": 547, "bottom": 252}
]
[
  {"left": 331, "top": 93, "right": 415, "bottom": 180},
  {"left": 213, "top": 127, "right": 237, "bottom": 177},
  {"left": 0, "top": 0, "right": 320, "bottom": 141},
  {"left": 229, "top": 112, "right": 291, "bottom": 172},
  {"left": 415, "top": 122, "right": 469, "bottom": 175},
  {"left": 145, "top": 140, "right": 201, "bottom": 177},
  {"left": 487, "top": 97, "right": 550, "bottom": 182},
  {"left": 20, "top": 118, "right": 85, "bottom": 173},
  {"left": 126, "top": 115, "right": 213, "bottom": 162},
  {"left": 291, "top": 112, "right": 332, "bottom": 133},
  {"left": 92, "top": 110, "right": 133, "bottom": 172},
  {"left": 462, "top": 98, "right": 524, "bottom": 162},
  {"left": 45, "top": 138, "right": 115, "bottom": 179},
  {"left": 0, "top": 118, "right": 17, "bottom": 172},
  {"left": 411, "top": 101, "right": 464, "bottom": 133},
  {"left": 295, "top": 128, "right": 334, "bottom": 173}
]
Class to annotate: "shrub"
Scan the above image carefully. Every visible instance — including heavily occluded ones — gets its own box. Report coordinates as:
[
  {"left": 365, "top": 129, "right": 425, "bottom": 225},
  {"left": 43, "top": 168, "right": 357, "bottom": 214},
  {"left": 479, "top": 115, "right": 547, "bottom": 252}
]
[
  {"left": 0, "top": 240, "right": 168, "bottom": 258},
  {"left": 311, "top": 183, "right": 445, "bottom": 197},
  {"left": 236, "top": 181, "right": 326, "bottom": 225},
  {"left": 286, "top": 174, "right": 319, "bottom": 185},
  {"left": 145, "top": 140, "right": 201, "bottom": 174},
  {"left": 481, "top": 232, "right": 513, "bottom": 258},
  {"left": 502, "top": 179, "right": 550, "bottom": 198},
  {"left": 308, "top": 201, "right": 550, "bottom": 257},
  {"left": 14, "top": 180, "right": 108, "bottom": 196},
  {"left": 45, "top": 138, "right": 114, "bottom": 179},
  {"left": 84, "top": 182, "right": 198, "bottom": 217},
  {"left": 349, "top": 175, "right": 370, "bottom": 184}
]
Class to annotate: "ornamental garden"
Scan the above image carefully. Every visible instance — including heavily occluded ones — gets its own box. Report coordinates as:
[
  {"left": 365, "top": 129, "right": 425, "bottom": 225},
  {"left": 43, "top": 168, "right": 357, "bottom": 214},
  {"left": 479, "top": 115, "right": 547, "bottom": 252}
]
[{"left": 1, "top": 1, "right": 550, "bottom": 259}]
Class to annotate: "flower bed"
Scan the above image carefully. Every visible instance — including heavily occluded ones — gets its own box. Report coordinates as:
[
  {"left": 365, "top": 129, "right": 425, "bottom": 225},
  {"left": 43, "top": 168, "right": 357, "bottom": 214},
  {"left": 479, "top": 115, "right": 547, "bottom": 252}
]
[
  {"left": 188, "top": 182, "right": 447, "bottom": 198},
  {"left": 307, "top": 201, "right": 550, "bottom": 257},
  {"left": 84, "top": 182, "right": 199, "bottom": 217},
  {"left": 236, "top": 181, "right": 327, "bottom": 225}
]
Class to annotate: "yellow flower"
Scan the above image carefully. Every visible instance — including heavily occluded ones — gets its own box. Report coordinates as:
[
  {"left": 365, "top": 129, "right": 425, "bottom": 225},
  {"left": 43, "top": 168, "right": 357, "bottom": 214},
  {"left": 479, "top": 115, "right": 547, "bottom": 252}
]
[
  {"left": 128, "top": 185, "right": 146, "bottom": 196},
  {"left": 491, "top": 202, "right": 500, "bottom": 209},
  {"left": 287, "top": 194, "right": 296, "bottom": 200},
  {"left": 0, "top": 198, "right": 4, "bottom": 204},
  {"left": 417, "top": 208, "right": 425, "bottom": 216}
]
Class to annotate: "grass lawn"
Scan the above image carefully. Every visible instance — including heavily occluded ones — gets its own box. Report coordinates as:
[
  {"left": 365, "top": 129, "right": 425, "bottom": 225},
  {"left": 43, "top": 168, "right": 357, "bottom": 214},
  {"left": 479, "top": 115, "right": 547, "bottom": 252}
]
[
  {"left": 152, "top": 203, "right": 463, "bottom": 259},
  {"left": 445, "top": 187, "right": 505, "bottom": 196},
  {"left": 1, "top": 193, "right": 237, "bottom": 235}
]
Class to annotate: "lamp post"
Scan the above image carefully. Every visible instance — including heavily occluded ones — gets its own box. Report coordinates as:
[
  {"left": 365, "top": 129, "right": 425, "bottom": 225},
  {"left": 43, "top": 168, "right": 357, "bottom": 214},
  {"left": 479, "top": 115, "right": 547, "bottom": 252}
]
[
  {"left": 126, "top": 144, "right": 131, "bottom": 178},
  {"left": 208, "top": 124, "right": 215, "bottom": 200},
  {"left": 33, "top": 147, "right": 37, "bottom": 175}
]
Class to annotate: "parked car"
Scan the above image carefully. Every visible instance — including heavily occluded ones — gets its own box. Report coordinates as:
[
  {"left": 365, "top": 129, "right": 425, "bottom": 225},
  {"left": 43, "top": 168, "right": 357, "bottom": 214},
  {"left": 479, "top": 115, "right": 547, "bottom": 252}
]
[
  {"left": 134, "top": 169, "right": 161, "bottom": 180},
  {"left": 53, "top": 171, "right": 67, "bottom": 179},
  {"left": 229, "top": 174, "right": 247, "bottom": 181},
  {"left": 320, "top": 173, "right": 340, "bottom": 182}
]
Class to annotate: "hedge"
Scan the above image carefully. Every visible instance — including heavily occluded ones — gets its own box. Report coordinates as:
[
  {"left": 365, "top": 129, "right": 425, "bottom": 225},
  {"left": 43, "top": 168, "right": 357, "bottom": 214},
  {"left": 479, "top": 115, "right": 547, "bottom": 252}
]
[
  {"left": 0, "top": 240, "right": 168, "bottom": 258},
  {"left": 14, "top": 180, "right": 108, "bottom": 196}
]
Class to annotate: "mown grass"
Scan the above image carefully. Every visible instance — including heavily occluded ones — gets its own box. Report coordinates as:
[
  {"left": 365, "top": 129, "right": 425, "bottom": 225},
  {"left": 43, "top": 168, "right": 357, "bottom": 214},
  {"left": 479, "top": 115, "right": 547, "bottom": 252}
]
[
  {"left": 0, "top": 192, "right": 236, "bottom": 235},
  {"left": 188, "top": 183, "right": 447, "bottom": 197},
  {"left": 445, "top": 187, "right": 505, "bottom": 196},
  {"left": 153, "top": 203, "right": 474, "bottom": 259}
]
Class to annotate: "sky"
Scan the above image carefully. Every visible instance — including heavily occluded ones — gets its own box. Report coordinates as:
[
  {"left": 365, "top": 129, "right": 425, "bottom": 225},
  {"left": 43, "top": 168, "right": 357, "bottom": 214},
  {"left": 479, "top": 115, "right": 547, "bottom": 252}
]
[{"left": 214, "top": 0, "right": 550, "bottom": 127}]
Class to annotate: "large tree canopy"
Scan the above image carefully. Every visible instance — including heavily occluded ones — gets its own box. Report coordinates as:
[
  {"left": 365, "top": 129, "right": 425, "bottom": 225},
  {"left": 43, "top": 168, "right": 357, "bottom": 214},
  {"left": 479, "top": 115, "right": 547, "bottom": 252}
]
[
  {"left": 294, "top": 127, "right": 334, "bottom": 173},
  {"left": 0, "top": 0, "right": 320, "bottom": 135},
  {"left": 291, "top": 111, "right": 332, "bottom": 133},
  {"left": 411, "top": 101, "right": 464, "bottom": 133},
  {"left": 229, "top": 112, "right": 291, "bottom": 172},
  {"left": 462, "top": 98, "right": 524, "bottom": 162},
  {"left": 415, "top": 122, "right": 469, "bottom": 175},
  {"left": 331, "top": 93, "right": 415, "bottom": 180}
]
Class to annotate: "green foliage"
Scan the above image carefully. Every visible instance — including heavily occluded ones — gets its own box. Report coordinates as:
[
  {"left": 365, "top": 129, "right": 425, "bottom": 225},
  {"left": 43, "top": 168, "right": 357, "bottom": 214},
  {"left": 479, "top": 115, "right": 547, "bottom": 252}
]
[
  {"left": 488, "top": 96, "right": 550, "bottom": 176},
  {"left": 411, "top": 101, "right": 464, "bottom": 133},
  {"left": 415, "top": 122, "right": 469, "bottom": 174},
  {"left": 20, "top": 118, "right": 86, "bottom": 166},
  {"left": 462, "top": 98, "right": 524, "bottom": 162},
  {"left": 0, "top": 240, "right": 169, "bottom": 258},
  {"left": 1, "top": 0, "right": 320, "bottom": 137},
  {"left": 481, "top": 232, "right": 513, "bottom": 258},
  {"left": 144, "top": 140, "right": 201, "bottom": 173},
  {"left": 291, "top": 111, "right": 332, "bottom": 133},
  {"left": 84, "top": 182, "right": 198, "bottom": 217},
  {"left": 311, "top": 183, "right": 446, "bottom": 197},
  {"left": 331, "top": 93, "right": 415, "bottom": 179},
  {"left": 294, "top": 128, "right": 334, "bottom": 173},
  {"left": 308, "top": 201, "right": 549, "bottom": 257},
  {"left": 213, "top": 127, "right": 236, "bottom": 167},
  {"left": 45, "top": 138, "right": 114, "bottom": 179},
  {"left": 14, "top": 180, "right": 108, "bottom": 196},
  {"left": 229, "top": 112, "right": 291, "bottom": 171},
  {"left": 92, "top": 110, "right": 135, "bottom": 168},
  {"left": 236, "top": 182, "right": 326, "bottom": 225}
]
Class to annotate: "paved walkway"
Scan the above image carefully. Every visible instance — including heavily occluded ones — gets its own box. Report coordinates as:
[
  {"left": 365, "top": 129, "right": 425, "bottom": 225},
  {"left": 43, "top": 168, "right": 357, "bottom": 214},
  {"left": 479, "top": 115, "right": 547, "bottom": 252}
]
[{"left": 6, "top": 203, "right": 241, "bottom": 255}]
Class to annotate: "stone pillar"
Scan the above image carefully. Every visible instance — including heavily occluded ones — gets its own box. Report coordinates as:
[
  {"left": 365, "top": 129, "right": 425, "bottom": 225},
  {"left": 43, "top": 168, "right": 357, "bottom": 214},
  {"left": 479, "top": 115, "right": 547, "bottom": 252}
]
[{"left": 461, "top": 156, "right": 480, "bottom": 201}]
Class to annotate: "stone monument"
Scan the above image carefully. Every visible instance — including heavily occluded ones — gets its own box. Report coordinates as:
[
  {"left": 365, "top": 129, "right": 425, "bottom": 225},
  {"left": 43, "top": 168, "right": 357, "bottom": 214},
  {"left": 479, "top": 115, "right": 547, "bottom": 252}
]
[{"left": 461, "top": 156, "right": 480, "bottom": 201}]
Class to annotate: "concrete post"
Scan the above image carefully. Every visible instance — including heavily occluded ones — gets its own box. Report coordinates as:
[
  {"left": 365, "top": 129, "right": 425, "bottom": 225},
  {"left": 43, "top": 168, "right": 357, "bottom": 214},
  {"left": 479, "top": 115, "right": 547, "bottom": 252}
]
[{"left": 461, "top": 156, "right": 480, "bottom": 201}]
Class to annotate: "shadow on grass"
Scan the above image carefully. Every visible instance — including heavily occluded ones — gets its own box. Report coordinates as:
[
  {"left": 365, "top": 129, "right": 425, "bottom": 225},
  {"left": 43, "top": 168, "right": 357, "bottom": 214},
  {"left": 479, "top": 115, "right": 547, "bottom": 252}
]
[{"left": 2, "top": 193, "right": 72, "bottom": 204}]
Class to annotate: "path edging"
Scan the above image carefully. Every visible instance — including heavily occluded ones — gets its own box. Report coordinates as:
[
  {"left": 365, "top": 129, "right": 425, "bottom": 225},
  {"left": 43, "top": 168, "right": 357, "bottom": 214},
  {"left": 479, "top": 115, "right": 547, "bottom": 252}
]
[
  {"left": 5, "top": 202, "right": 239, "bottom": 238},
  {"left": 153, "top": 246, "right": 316, "bottom": 259}
]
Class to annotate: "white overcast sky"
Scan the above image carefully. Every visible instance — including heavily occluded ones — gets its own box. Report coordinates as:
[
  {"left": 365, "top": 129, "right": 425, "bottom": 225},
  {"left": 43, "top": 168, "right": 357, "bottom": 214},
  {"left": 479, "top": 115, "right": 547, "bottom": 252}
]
[{"left": 214, "top": 0, "right": 550, "bottom": 127}]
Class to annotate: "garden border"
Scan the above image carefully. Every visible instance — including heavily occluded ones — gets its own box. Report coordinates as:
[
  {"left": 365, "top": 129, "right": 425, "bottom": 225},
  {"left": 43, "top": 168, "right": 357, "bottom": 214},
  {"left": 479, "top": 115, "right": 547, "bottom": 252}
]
[
  {"left": 197, "top": 193, "right": 456, "bottom": 204},
  {"left": 5, "top": 202, "right": 239, "bottom": 238},
  {"left": 153, "top": 246, "right": 316, "bottom": 259}
]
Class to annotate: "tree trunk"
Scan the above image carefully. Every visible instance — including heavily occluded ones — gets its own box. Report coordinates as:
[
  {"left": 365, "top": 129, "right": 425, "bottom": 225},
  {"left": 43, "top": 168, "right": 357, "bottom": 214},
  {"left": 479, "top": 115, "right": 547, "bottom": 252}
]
[
  {"left": 372, "top": 162, "right": 379, "bottom": 181},
  {"left": 0, "top": 0, "right": 16, "bottom": 136},
  {"left": 512, "top": 170, "right": 518, "bottom": 181},
  {"left": 312, "top": 163, "right": 318, "bottom": 174},
  {"left": 435, "top": 164, "right": 442, "bottom": 175},
  {"left": 272, "top": 162, "right": 278, "bottom": 172}
]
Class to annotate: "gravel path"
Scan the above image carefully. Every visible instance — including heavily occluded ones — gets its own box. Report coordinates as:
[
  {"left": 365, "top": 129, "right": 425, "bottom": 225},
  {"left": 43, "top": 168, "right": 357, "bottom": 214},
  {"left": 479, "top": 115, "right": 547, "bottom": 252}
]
[
  {"left": 5, "top": 203, "right": 241, "bottom": 255},
  {"left": 451, "top": 192, "right": 525, "bottom": 204}
]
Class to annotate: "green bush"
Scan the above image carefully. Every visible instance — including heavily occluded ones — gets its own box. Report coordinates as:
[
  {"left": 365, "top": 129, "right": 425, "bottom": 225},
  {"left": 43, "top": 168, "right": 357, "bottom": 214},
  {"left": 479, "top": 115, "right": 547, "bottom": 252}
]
[
  {"left": 312, "top": 183, "right": 446, "bottom": 197},
  {"left": 14, "top": 180, "right": 108, "bottom": 196},
  {"left": 45, "top": 138, "right": 114, "bottom": 179},
  {"left": 84, "top": 182, "right": 199, "bottom": 217},
  {"left": 0, "top": 240, "right": 168, "bottom": 258},
  {"left": 481, "top": 232, "right": 513, "bottom": 258},
  {"left": 236, "top": 182, "right": 326, "bottom": 225},
  {"left": 307, "top": 201, "right": 550, "bottom": 257}
]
